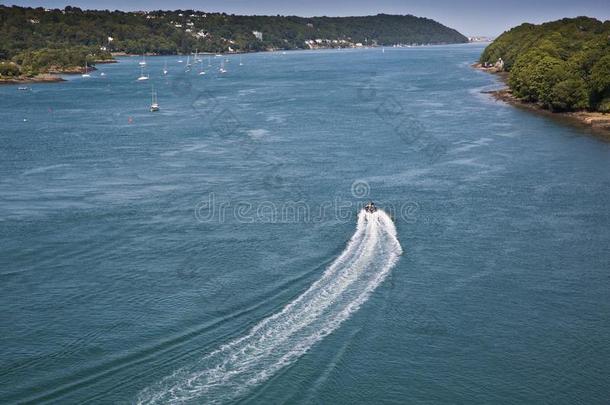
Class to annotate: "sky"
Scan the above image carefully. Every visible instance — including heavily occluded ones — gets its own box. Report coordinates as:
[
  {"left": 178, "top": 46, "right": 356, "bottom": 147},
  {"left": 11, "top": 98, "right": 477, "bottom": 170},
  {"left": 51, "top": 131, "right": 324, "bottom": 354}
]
[{"left": 5, "top": 0, "right": 610, "bottom": 37}]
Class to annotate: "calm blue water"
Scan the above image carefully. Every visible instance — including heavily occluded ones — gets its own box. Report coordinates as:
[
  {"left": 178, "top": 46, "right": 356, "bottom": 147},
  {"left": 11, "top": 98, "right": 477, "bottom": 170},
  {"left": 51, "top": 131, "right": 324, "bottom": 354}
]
[{"left": 1, "top": 44, "right": 609, "bottom": 404}]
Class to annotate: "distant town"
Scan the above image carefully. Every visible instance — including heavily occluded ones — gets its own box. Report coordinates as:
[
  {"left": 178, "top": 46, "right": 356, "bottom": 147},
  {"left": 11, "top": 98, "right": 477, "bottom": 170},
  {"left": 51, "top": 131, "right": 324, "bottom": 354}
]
[{"left": 468, "top": 36, "right": 494, "bottom": 42}]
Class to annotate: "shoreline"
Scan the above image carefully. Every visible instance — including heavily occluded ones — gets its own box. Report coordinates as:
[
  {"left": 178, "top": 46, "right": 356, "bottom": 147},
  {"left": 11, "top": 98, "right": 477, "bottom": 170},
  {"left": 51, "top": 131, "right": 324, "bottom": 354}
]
[
  {"left": 473, "top": 63, "right": 610, "bottom": 140},
  {"left": 1, "top": 64, "right": 103, "bottom": 85},
  {"left": 0, "top": 74, "right": 65, "bottom": 85},
  {"left": 2, "top": 43, "right": 468, "bottom": 86}
]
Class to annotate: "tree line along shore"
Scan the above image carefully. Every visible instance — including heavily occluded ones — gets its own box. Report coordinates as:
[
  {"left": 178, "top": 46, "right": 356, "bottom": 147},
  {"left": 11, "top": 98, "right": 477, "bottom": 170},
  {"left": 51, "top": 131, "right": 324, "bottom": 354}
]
[
  {"left": 476, "top": 16, "right": 610, "bottom": 137},
  {"left": 0, "top": 5, "right": 467, "bottom": 82}
]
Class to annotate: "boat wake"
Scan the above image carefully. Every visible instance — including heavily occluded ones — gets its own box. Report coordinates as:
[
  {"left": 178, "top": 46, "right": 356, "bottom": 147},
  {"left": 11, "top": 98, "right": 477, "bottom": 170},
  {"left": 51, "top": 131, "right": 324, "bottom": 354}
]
[{"left": 137, "top": 209, "right": 402, "bottom": 404}]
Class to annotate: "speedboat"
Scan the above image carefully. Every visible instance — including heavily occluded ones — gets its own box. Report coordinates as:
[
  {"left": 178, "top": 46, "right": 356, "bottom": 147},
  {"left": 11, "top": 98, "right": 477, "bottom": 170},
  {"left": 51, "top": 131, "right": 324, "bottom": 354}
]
[{"left": 364, "top": 201, "right": 377, "bottom": 213}]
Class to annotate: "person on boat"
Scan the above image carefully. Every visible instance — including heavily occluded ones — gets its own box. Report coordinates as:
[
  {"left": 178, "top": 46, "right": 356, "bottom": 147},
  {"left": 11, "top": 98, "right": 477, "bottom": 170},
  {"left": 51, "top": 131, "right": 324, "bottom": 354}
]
[{"left": 365, "top": 201, "right": 377, "bottom": 213}]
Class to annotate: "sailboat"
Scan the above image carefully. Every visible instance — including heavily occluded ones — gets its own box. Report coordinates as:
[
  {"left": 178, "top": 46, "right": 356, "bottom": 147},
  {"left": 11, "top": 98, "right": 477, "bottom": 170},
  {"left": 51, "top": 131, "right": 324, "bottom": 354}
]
[
  {"left": 194, "top": 48, "right": 202, "bottom": 63},
  {"left": 137, "top": 66, "right": 149, "bottom": 81},
  {"left": 198, "top": 59, "right": 206, "bottom": 75},
  {"left": 239, "top": 55, "right": 243, "bottom": 66},
  {"left": 185, "top": 55, "right": 191, "bottom": 72},
  {"left": 81, "top": 61, "right": 91, "bottom": 77},
  {"left": 150, "top": 87, "right": 159, "bottom": 112},
  {"left": 219, "top": 59, "right": 227, "bottom": 74},
  {"left": 163, "top": 60, "right": 168, "bottom": 75},
  {"left": 139, "top": 54, "right": 147, "bottom": 66}
]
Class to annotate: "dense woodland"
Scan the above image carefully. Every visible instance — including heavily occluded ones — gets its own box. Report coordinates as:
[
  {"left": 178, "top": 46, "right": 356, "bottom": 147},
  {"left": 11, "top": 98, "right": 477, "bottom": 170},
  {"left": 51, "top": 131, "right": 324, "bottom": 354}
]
[
  {"left": 480, "top": 17, "right": 610, "bottom": 112},
  {"left": 0, "top": 5, "right": 467, "bottom": 77}
]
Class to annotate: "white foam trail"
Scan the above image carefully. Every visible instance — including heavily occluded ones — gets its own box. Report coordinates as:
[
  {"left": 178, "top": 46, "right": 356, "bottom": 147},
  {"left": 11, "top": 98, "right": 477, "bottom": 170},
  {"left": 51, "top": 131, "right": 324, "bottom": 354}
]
[{"left": 137, "top": 210, "right": 402, "bottom": 404}]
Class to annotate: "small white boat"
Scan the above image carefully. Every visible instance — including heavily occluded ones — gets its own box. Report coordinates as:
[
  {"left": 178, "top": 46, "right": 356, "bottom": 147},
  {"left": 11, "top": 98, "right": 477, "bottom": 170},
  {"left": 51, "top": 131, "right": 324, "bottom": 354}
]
[
  {"left": 100, "top": 72, "right": 106, "bottom": 77},
  {"left": 150, "top": 87, "right": 159, "bottom": 112},
  {"left": 139, "top": 54, "right": 147, "bottom": 66},
  {"left": 219, "top": 60, "right": 227, "bottom": 74},
  {"left": 18, "top": 86, "right": 29, "bottom": 91},
  {"left": 163, "top": 60, "right": 168, "bottom": 75},
  {"left": 137, "top": 66, "right": 149, "bottom": 81},
  {"left": 81, "top": 61, "right": 91, "bottom": 77},
  {"left": 239, "top": 55, "right": 243, "bottom": 66}
]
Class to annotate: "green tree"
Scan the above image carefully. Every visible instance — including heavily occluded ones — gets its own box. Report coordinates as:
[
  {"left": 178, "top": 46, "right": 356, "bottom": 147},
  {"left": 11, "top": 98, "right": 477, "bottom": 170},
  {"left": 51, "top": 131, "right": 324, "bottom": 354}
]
[
  {"left": 589, "top": 54, "right": 610, "bottom": 110},
  {"left": 0, "top": 60, "right": 20, "bottom": 76},
  {"left": 549, "top": 78, "right": 588, "bottom": 111},
  {"left": 485, "top": 16, "right": 610, "bottom": 112}
]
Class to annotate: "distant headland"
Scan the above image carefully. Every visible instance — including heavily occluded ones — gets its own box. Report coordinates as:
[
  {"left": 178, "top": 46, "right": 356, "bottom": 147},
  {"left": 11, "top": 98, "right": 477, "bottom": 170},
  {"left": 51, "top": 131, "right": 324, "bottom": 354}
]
[
  {"left": 475, "top": 16, "right": 610, "bottom": 138},
  {"left": 0, "top": 5, "right": 467, "bottom": 83}
]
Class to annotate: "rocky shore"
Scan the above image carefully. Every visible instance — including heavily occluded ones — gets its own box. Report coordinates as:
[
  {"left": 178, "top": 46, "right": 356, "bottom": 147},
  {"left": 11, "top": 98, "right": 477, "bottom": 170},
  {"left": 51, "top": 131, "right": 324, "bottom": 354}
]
[
  {"left": 0, "top": 73, "right": 64, "bottom": 85},
  {"left": 0, "top": 63, "right": 105, "bottom": 85},
  {"left": 474, "top": 63, "right": 610, "bottom": 140}
]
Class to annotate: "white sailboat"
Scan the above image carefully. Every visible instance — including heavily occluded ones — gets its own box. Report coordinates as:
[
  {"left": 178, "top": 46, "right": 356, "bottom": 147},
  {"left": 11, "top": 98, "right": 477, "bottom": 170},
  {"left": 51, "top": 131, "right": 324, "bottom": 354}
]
[
  {"left": 137, "top": 66, "right": 149, "bottom": 81},
  {"left": 81, "top": 61, "right": 91, "bottom": 77},
  {"left": 239, "top": 55, "right": 243, "bottom": 66},
  {"left": 219, "top": 59, "right": 227, "bottom": 74},
  {"left": 163, "top": 60, "right": 168, "bottom": 75},
  {"left": 185, "top": 55, "right": 191, "bottom": 72},
  {"left": 150, "top": 87, "right": 159, "bottom": 112},
  {"left": 198, "top": 59, "right": 206, "bottom": 75},
  {"left": 139, "top": 54, "right": 147, "bottom": 66}
]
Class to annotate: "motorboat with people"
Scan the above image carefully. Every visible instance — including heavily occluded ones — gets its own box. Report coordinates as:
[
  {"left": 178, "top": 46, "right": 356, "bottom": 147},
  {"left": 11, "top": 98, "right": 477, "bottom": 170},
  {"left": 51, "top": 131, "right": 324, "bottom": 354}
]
[{"left": 364, "top": 201, "right": 377, "bottom": 213}]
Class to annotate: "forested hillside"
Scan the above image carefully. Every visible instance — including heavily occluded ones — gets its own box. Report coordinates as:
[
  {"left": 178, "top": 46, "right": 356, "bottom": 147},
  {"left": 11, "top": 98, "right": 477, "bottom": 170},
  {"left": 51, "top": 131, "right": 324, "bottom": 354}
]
[
  {"left": 480, "top": 17, "right": 610, "bottom": 112},
  {"left": 0, "top": 5, "right": 467, "bottom": 77}
]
